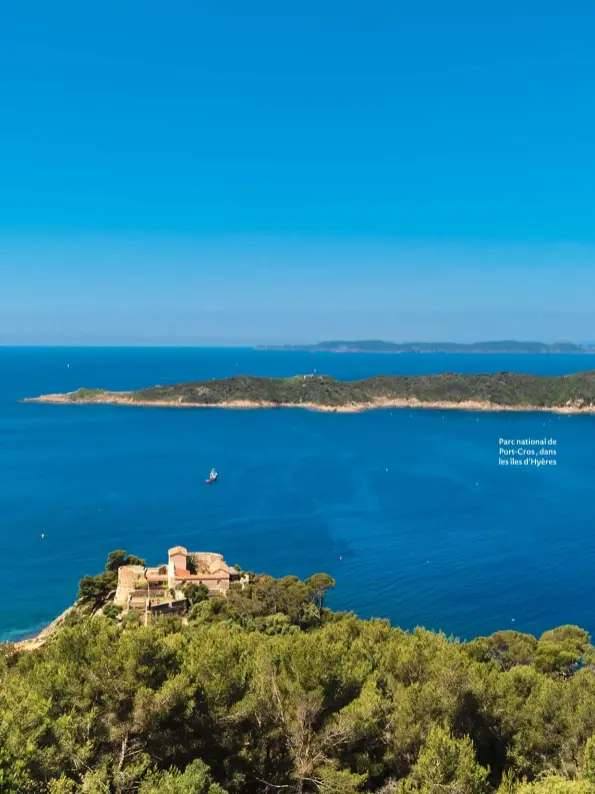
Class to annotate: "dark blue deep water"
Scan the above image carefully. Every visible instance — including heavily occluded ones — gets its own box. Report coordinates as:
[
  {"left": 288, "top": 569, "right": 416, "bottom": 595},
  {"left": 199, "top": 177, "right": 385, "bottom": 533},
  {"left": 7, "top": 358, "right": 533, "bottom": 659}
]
[{"left": 1, "top": 347, "right": 595, "bottom": 642}]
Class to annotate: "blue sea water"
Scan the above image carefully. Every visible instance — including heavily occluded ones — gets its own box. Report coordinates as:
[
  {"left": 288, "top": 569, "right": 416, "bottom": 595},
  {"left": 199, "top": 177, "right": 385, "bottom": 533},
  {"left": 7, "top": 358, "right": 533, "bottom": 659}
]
[{"left": 1, "top": 347, "right": 595, "bottom": 643}]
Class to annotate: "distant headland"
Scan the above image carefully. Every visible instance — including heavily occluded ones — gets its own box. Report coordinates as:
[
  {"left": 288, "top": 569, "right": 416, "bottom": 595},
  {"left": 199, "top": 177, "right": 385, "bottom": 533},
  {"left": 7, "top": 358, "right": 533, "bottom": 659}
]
[
  {"left": 22, "top": 371, "right": 595, "bottom": 414},
  {"left": 255, "top": 340, "right": 594, "bottom": 354}
]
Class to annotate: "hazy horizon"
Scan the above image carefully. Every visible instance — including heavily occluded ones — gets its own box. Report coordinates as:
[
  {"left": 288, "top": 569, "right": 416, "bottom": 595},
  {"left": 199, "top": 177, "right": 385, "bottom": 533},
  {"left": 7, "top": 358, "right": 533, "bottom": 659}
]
[{"left": 1, "top": 335, "right": 593, "bottom": 349}]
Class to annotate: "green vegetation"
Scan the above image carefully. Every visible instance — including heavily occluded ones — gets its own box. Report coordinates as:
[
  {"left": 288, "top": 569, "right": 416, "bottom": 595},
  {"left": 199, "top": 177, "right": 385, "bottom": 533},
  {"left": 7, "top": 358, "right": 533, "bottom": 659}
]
[
  {"left": 3, "top": 555, "right": 595, "bottom": 793},
  {"left": 103, "top": 603, "right": 123, "bottom": 620},
  {"left": 182, "top": 582, "right": 209, "bottom": 605},
  {"left": 187, "top": 555, "right": 198, "bottom": 574},
  {"left": 67, "top": 387, "right": 107, "bottom": 401},
  {"left": 77, "top": 570, "right": 119, "bottom": 609},
  {"left": 41, "top": 371, "right": 595, "bottom": 410},
  {"left": 77, "top": 550, "right": 146, "bottom": 609},
  {"left": 106, "top": 550, "right": 146, "bottom": 572}
]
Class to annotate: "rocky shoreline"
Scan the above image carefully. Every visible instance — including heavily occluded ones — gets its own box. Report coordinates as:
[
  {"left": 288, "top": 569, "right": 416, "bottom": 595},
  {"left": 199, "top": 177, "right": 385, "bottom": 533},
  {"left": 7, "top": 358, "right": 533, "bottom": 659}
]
[
  {"left": 23, "top": 392, "right": 595, "bottom": 415},
  {"left": 11, "top": 606, "right": 75, "bottom": 651}
]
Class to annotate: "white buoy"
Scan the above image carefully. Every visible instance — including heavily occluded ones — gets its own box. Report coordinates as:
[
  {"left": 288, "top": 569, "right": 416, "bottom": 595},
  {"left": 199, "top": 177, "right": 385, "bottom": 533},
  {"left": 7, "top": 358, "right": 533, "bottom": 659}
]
[{"left": 41, "top": 533, "right": 45, "bottom": 539}]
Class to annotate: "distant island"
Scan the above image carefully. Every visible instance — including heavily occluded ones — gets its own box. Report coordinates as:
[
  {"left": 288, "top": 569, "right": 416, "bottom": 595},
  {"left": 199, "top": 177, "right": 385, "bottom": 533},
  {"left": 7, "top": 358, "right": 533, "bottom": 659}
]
[
  {"left": 256, "top": 340, "right": 594, "bottom": 354},
  {"left": 23, "top": 371, "right": 595, "bottom": 414}
]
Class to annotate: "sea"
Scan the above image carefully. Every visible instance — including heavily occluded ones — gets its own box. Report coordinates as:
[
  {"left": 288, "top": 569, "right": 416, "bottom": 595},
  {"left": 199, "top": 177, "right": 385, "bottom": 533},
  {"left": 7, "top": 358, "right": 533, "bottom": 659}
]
[{"left": 1, "top": 346, "right": 595, "bottom": 643}]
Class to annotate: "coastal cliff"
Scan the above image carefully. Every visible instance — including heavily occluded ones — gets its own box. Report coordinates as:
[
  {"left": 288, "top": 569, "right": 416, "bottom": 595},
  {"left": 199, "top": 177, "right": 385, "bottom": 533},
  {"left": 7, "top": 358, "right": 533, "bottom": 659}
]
[{"left": 23, "top": 370, "right": 595, "bottom": 413}]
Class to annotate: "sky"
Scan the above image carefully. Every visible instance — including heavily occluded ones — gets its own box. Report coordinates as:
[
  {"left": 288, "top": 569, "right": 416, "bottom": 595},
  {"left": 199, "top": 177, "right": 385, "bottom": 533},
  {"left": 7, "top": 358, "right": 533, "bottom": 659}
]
[{"left": 1, "top": 1, "right": 594, "bottom": 344}]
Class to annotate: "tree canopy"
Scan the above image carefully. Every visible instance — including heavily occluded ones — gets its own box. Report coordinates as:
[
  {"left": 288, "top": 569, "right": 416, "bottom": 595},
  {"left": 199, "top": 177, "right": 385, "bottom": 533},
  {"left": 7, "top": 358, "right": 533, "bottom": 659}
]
[
  {"left": 77, "top": 550, "right": 146, "bottom": 610},
  {"left": 3, "top": 566, "right": 595, "bottom": 794},
  {"left": 105, "top": 549, "right": 147, "bottom": 573}
]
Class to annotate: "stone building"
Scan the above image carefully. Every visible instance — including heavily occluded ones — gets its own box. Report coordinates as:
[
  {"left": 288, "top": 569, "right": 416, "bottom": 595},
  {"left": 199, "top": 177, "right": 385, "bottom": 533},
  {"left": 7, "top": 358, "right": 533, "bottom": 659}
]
[
  {"left": 115, "top": 546, "right": 248, "bottom": 613},
  {"left": 149, "top": 546, "right": 247, "bottom": 593}
]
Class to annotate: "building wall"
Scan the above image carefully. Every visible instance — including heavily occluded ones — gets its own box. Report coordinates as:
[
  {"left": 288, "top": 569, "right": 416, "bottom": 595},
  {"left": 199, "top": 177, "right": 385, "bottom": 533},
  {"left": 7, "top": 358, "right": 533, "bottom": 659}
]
[
  {"left": 115, "top": 565, "right": 145, "bottom": 606},
  {"left": 116, "top": 550, "right": 243, "bottom": 609},
  {"left": 149, "top": 599, "right": 187, "bottom": 615},
  {"left": 167, "top": 560, "right": 176, "bottom": 590},
  {"left": 169, "top": 550, "right": 187, "bottom": 570},
  {"left": 171, "top": 576, "right": 230, "bottom": 594}
]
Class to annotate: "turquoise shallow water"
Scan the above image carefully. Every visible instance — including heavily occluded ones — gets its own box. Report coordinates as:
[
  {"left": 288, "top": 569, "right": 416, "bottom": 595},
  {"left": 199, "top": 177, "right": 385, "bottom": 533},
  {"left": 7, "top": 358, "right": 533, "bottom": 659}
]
[{"left": 1, "top": 347, "right": 595, "bottom": 642}]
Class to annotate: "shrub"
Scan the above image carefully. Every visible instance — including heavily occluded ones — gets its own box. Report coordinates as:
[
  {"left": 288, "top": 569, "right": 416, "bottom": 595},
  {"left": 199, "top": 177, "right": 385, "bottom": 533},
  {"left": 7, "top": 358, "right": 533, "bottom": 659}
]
[{"left": 102, "top": 604, "right": 123, "bottom": 620}]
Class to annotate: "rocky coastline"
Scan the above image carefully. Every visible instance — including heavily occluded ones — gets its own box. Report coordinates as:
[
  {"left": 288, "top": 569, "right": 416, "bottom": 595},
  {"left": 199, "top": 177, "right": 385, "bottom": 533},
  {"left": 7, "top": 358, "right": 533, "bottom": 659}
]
[
  {"left": 11, "top": 605, "right": 75, "bottom": 651},
  {"left": 23, "top": 391, "right": 595, "bottom": 415}
]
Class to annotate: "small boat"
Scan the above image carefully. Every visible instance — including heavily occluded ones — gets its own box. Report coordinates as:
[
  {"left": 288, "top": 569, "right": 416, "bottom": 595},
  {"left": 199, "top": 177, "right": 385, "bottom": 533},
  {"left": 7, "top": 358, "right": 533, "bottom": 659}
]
[{"left": 206, "top": 468, "right": 218, "bottom": 484}]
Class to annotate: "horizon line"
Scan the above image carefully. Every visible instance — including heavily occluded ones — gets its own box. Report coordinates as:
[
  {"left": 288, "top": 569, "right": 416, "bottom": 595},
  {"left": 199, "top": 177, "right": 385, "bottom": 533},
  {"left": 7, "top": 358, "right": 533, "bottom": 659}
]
[{"left": 1, "top": 339, "right": 594, "bottom": 350}]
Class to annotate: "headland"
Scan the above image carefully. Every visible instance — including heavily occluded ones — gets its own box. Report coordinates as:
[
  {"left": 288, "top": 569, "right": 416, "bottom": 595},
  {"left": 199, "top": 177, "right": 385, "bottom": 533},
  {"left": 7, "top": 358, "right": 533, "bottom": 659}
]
[
  {"left": 22, "top": 371, "right": 595, "bottom": 414},
  {"left": 3, "top": 546, "right": 595, "bottom": 792}
]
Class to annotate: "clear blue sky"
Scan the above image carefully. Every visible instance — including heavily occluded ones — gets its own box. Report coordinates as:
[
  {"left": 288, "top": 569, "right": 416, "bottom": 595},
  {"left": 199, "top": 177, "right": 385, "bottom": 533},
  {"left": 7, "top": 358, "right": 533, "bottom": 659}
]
[{"left": 1, "top": 1, "right": 594, "bottom": 344}]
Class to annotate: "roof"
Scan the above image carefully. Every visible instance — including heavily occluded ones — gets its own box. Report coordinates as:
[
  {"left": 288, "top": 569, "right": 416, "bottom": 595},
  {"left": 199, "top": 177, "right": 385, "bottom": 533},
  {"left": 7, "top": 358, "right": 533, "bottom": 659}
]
[
  {"left": 165, "top": 548, "right": 234, "bottom": 576},
  {"left": 173, "top": 569, "right": 230, "bottom": 581},
  {"left": 117, "top": 565, "right": 145, "bottom": 581}
]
